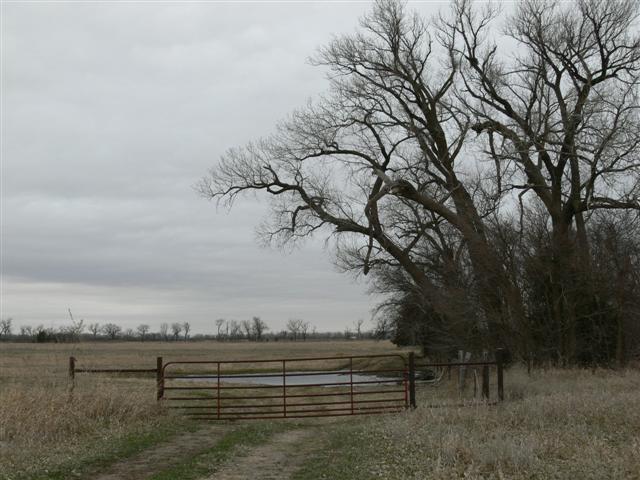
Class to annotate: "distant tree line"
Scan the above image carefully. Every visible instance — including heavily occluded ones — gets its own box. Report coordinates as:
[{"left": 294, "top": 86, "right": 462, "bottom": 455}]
[{"left": 0, "top": 315, "right": 375, "bottom": 343}]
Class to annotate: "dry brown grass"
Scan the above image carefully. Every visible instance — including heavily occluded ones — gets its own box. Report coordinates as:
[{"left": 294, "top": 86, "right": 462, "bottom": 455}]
[
  {"left": 0, "top": 339, "right": 407, "bottom": 379},
  {"left": 297, "top": 367, "right": 640, "bottom": 480},
  {"left": 0, "top": 379, "right": 166, "bottom": 478}
]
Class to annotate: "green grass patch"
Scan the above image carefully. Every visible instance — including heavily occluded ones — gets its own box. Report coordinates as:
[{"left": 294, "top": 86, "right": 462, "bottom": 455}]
[
  {"left": 147, "top": 422, "right": 289, "bottom": 480},
  {"left": 292, "top": 420, "right": 373, "bottom": 480}
]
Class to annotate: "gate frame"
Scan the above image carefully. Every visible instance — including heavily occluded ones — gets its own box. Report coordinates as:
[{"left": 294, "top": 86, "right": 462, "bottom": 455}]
[{"left": 159, "top": 353, "right": 410, "bottom": 420}]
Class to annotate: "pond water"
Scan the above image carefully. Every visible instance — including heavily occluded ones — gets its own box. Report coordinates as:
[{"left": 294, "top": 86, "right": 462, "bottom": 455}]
[{"left": 185, "top": 370, "right": 403, "bottom": 387}]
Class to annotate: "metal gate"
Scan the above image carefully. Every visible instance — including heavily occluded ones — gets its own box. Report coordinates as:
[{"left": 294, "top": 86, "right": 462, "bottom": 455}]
[{"left": 159, "top": 354, "right": 408, "bottom": 420}]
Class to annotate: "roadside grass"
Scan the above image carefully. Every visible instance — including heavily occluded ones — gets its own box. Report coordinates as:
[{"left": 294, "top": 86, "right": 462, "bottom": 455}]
[
  {"left": 0, "top": 379, "right": 197, "bottom": 480},
  {"left": 16, "top": 420, "right": 196, "bottom": 480},
  {"left": 293, "top": 367, "right": 640, "bottom": 480}
]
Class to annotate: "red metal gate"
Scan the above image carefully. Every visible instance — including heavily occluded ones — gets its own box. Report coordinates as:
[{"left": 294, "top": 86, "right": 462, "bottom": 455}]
[{"left": 159, "top": 354, "right": 408, "bottom": 420}]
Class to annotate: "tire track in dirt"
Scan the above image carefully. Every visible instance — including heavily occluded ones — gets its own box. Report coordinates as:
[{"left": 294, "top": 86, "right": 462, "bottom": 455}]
[
  {"left": 89, "top": 424, "right": 228, "bottom": 480},
  {"left": 204, "top": 428, "right": 320, "bottom": 480}
]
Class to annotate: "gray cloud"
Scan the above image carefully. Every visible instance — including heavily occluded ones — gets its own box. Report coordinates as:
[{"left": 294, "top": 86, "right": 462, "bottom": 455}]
[{"left": 1, "top": 2, "right": 442, "bottom": 333}]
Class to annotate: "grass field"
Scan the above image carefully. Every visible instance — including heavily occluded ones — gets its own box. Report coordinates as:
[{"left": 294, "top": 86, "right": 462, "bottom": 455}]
[
  {"left": 1, "top": 340, "right": 639, "bottom": 480},
  {"left": 0, "top": 340, "right": 411, "bottom": 479},
  {"left": 294, "top": 367, "right": 640, "bottom": 480}
]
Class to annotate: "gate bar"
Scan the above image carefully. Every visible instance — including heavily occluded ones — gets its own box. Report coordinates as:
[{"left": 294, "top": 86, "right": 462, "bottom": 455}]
[
  {"left": 161, "top": 353, "right": 408, "bottom": 420},
  {"left": 282, "top": 359, "right": 287, "bottom": 418}
]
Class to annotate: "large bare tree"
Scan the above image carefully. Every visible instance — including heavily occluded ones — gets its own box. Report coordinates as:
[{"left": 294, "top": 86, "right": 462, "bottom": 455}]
[
  {"left": 444, "top": 0, "right": 640, "bottom": 362},
  {"left": 200, "top": 0, "right": 525, "bottom": 349},
  {"left": 200, "top": 0, "right": 639, "bottom": 359}
]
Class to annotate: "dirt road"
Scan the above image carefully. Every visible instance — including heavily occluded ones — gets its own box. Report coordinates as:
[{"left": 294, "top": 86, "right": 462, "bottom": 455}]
[
  {"left": 90, "top": 425, "right": 228, "bottom": 480},
  {"left": 204, "top": 429, "right": 317, "bottom": 480},
  {"left": 86, "top": 424, "right": 323, "bottom": 480}
]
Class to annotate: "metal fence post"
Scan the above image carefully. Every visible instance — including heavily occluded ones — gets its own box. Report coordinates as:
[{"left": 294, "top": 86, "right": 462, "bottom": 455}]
[
  {"left": 409, "top": 352, "right": 416, "bottom": 409},
  {"left": 282, "top": 359, "right": 287, "bottom": 418},
  {"left": 156, "top": 356, "right": 164, "bottom": 401},
  {"left": 69, "top": 356, "right": 76, "bottom": 392},
  {"left": 496, "top": 348, "right": 505, "bottom": 402}
]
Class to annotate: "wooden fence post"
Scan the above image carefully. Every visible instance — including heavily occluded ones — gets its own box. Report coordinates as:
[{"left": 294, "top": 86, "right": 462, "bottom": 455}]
[
  {"left": 68, "top": 356, "right": 75, "bottom": 391},
  {"left": 458, "top": 351, "right": 471, "bottom": 394},
  {"left": 156, "top": 356, "right": 164, "bottom": 401},
  {"left": 482, "top": 364, "right": 490, "bottom": 400},
  {"left": 496, "top": 348, "right": 505, "bottom": 402},
  {"left": 408, "top": 352, "right": 416, "bottom": 409}
]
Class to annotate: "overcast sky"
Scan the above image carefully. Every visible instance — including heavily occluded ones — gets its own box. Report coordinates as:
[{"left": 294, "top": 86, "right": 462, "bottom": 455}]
[{"left": 1, "top": 1, "right": 452, "bottom": 334}]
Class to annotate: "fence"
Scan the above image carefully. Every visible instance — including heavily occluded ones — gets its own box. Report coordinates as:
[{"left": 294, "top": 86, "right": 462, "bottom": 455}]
[
  {"left": 68, "top": 355, "right": 162, "bottom": 395},
  {"left": 68, "top": 350, "right": 506, "bottom": 418},
  {"left": 413, "top": 348, "right": 507, "bottom": 402}
]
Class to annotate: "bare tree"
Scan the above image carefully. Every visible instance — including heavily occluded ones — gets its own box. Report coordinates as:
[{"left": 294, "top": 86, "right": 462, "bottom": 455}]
[
  {"left": 137, "top": 324, "right": 150, "bottom": 342},
  {"left": 215, "top": 318, "right": 226, "bottom": 340},
  {"left": 300, "top": 321, "right": 311, "bottom": 341},
  {"left": 171, "top": 322, "right": 183, "bottom": 341},
  {"left": 373, "top": 317, "right": 391, "bottom": 340},
  {"left": 286, "top": 319, "right": 304, "bottom": 341},
  {"left": 0, "top": 318, "right": 13, "bottom": 338},
  {"left": 67, "top": 309, "right": 85, "bottom": 338},
  {"left": 251, "top": 316, "right": 268, "bottom": 341},
  {"left": 354, "top": 319, "right": 365, "bottom": 339},
  {"left": 199, "top": 0, "right": 526, "bottom": 352},
  {"left": 183, "top": 322, "right": 191, "bottom": 341},
  {"left": 344, "top": 327, "right": 353, "bottom": 340},
  {"left": 34, "top": 324, "right": 46, "bottom": 341},
  {"left": 88, "top": 323, "right": 101, "bottom": 339},
  {"left": 20, "top": 325, "right": 33, "bottom": 339},
  {"left": 199, "top": 0, "right": 640, "bottom": 364},
  {"left": 160, "top": 322, "right": 169, "bottom": 342},
  {"left": 444, "top": 0, "right": 640, "bottom": 363},
  {"left": 228, "top": 320, "right": 242, "bottom": 340},
  {"left": 64, "top": 309, "right": 85, "bottom": 342},
  {"left": 102, "top": 323, "right": 122, "bottom": 340},
  {"left": 241, "top": 319, "right": 252, "bottom": 340}
]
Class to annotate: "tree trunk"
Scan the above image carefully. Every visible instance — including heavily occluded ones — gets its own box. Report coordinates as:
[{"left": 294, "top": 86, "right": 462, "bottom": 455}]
[{"left": 450, "top": 185, "right": 526, "bottom": 351}]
